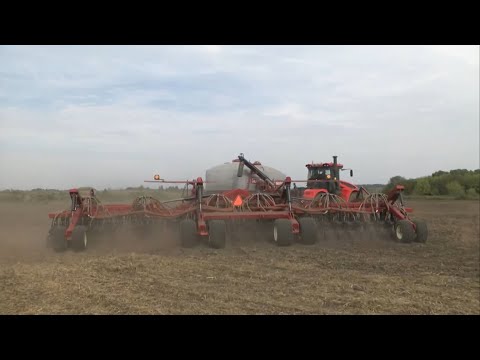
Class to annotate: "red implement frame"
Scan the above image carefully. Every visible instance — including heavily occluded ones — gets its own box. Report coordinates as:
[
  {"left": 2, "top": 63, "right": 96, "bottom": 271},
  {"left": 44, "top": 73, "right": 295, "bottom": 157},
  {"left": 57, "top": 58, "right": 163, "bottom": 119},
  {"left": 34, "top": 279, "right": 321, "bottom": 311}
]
[{"left": 47, "top": 155, "right": 418, "bottom": 247}]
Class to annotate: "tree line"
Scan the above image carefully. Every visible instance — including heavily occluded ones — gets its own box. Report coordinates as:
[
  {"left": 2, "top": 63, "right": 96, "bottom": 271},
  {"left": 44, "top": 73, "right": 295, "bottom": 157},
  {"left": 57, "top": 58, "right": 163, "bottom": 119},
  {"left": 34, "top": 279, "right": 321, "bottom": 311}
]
[{"left": 383, "top": 169, "right": 480, "bottom": 198}]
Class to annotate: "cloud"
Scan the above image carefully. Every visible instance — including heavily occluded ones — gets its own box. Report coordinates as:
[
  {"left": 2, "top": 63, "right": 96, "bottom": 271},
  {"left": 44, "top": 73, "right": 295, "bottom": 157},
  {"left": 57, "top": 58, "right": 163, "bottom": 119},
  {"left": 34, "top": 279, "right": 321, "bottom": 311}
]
[{"left": 0, "top": 45, "right": 478, "bottom": 190}]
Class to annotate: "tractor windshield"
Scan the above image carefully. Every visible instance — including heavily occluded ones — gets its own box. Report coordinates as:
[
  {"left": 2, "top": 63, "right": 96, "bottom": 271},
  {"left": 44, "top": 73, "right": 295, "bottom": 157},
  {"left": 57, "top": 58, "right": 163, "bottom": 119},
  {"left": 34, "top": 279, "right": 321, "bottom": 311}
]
[
  {"left": 307, "top": 167, "right": 333, "bottom": 191},
  {"left": 308, "top": 167, "right": 331, "bottom": 180}
]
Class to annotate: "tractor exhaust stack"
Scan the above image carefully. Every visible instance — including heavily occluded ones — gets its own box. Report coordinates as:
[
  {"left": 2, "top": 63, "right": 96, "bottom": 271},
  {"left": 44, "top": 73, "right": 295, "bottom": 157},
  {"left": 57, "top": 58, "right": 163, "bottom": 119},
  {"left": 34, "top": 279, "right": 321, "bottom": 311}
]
[{"left": 333, "top": 155, "right": 339, "bottom": 194}]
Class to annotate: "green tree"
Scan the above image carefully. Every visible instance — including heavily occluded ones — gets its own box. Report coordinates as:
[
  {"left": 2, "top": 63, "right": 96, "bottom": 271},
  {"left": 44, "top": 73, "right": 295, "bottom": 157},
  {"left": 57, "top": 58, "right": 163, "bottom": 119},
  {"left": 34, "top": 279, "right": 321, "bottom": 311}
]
[
  {"left": 404, "top": 179, "right": 417, "bottom": 194},
  {"left": 432, "top": 170, "right": 448, "bottom": 177},
  {"left": 414, "top": 177, "right": 431, "bottom": 195},
  {"left": 466, "top": 188, "right": 479, "bottom": 198},
  {"left": 383, "top": 176, "right": 407, "bottom": 193},
  {"left": 463, "top": 173, "right": 480, "bottom": 193},
  {"left": 449, "top": 169, "right": 470, "bottom": 176},
  {"left": 429, "top": 175, "right": 449, "bottom": 195},
  {"left": 446, "top": 181, "right": 465, "bottom": 197}
]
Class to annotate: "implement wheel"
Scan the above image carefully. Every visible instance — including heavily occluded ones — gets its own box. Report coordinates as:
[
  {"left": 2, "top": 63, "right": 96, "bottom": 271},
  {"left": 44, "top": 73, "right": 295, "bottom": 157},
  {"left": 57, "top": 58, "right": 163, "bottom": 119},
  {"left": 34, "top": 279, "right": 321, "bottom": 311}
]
[
  {"left": 273, "top": 219, "right": 293, "bottom": 246},
  {"left": 71, "top": 225, "right": 88, "bottom": 251},
  {"left": 208, "top": 220, "right": 226, "bottom": 249},
  {"left": 299, "top": 217, "right": 317, "bottom": 245},
  {"left": 413, "top": 220, "right": 428, "bottom": 243},
  {"left": 49, "top": 226, "right": 67, "bottom": 252},
  {"left": 180, "top": 219, "right": 197, "bottom": 248},
  {"left": 394, "top": 220, "right": 415, "bottom": 243}
]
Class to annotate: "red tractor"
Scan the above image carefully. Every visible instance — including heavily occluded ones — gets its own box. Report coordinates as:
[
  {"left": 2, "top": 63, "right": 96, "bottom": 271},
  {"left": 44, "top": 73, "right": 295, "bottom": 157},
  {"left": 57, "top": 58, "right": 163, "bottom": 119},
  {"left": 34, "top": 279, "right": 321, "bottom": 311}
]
[
  {"left": 291, "top": 155, "right": 428, "bottom": 244},
  {"left": 300, "top": 155, "right": 361, "bottom": 202}
]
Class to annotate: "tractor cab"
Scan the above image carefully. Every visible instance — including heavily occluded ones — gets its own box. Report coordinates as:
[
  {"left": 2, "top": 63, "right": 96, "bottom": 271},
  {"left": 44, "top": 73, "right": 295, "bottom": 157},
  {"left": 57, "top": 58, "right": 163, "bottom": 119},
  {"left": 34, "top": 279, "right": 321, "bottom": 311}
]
[
  {"left": 303, "top": 156, "right": 357, "bottom": 201},
  {"left": 306, "top": 162, "right": 340, "bottom": 193}
]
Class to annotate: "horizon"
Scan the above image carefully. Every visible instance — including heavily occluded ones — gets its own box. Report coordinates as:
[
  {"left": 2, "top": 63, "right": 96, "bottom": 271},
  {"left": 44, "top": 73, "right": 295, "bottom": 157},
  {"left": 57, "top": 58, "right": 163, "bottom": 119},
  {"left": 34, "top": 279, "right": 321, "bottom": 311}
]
[{"left": 2, "top": 167, "right": 478, "bottom": 192}]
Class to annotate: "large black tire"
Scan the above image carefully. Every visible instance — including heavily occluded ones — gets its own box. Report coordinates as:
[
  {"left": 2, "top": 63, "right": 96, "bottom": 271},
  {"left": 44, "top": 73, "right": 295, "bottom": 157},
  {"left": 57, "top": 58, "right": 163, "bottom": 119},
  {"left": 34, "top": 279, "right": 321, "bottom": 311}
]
[
  {"left": 413, "top": 220, "right": 428, "bottom": 243},
  {"left": 208, "top": 220, "right": 226, "bottom": 249},
  {"left": 273, "top": 219, "right": 293, "bottom": 246},
  {"left": 393, "top": 220, "right": 415, "bottom": 243},
  {"left": 180, "top": 219, "right": 197, "bottom": 248},
  {"left": 71, "top": 225, "right": 88, "bottom": 251},
  {"left": 49, "top": 226, "right": 67, "bottom": 252},
  {"left": 298, "top": 217, "right": 317, "bottom": 245},
  {"left": 348, "top": 191, "right": 362, "bottom": 203}
]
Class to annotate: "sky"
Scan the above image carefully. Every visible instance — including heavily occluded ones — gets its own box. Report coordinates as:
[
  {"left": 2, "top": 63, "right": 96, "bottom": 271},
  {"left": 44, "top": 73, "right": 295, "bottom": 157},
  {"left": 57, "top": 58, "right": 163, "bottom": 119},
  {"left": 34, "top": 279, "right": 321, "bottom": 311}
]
[{"left": 0, "top": 45, "right": 478, "bottom": 190}]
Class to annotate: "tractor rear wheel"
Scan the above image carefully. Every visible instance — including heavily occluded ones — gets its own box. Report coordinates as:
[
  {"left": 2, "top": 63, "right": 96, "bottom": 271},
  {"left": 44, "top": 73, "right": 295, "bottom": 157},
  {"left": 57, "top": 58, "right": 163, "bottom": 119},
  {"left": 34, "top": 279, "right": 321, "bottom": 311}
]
[
  {"left": 273, "top": 219, "right": 293, "bottom": 246},
  {"left": 71, "top": 225, "right": 88, "bottom": 251},
  {"left": 413, "top": 220, "right": 428, "bottom": 243},
  {"left": 49, "top": 226, "right": 67, "bottom": 252},
  {"left": 180, "top": 219, "right": 197, "bottom": 248},
  {"left": 208, "top": 220, "right": 226, "bottom": 249},
  {"left": 299, "top": 217, "right": 317, "bottom": 245},
  {"left": 394, "top": 220, "right": 415, "bottom": 243}
]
